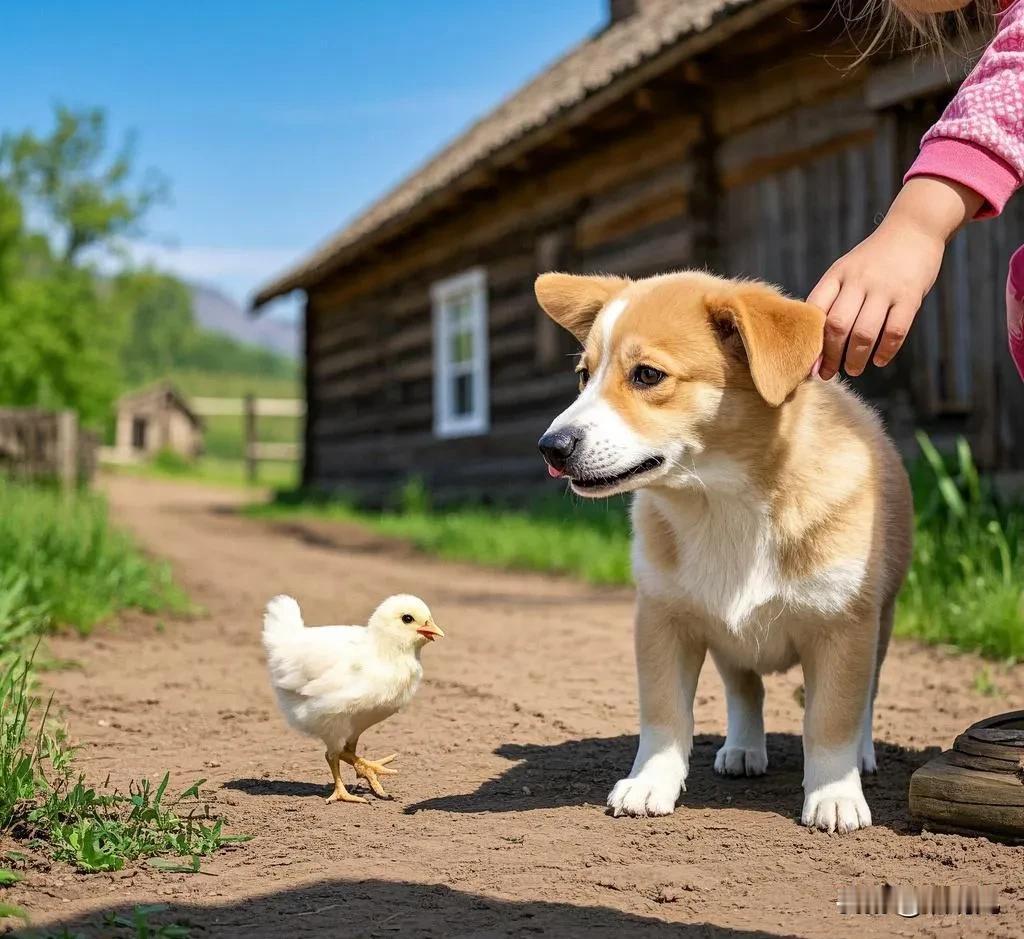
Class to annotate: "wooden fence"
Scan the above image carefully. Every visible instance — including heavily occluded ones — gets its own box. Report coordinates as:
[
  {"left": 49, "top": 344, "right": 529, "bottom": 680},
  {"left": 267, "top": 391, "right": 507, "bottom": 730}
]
[
  {"left": 190, "top": 396, "right": 304, "bottom": 483},
  {"left": 0, "top": 408, "right": 99, "bottom": 489}
]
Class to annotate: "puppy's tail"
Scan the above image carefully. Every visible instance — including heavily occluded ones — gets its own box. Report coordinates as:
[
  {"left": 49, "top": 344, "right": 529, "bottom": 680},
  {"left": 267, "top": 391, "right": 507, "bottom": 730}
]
[{"left": 262, "top": 595, "right": 304, "bottom": 646}]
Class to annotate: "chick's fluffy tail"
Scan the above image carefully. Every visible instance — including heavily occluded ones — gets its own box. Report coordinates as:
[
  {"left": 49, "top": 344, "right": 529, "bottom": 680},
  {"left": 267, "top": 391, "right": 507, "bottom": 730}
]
[{"left": 262, "top": 595, "right": 304, "bottom": 647}]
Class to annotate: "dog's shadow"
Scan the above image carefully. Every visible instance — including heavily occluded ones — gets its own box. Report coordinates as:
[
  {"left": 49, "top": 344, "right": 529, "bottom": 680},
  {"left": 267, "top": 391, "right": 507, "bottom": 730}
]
[{"left": 405, "top": 733, "right": 939, "bottom": 833}]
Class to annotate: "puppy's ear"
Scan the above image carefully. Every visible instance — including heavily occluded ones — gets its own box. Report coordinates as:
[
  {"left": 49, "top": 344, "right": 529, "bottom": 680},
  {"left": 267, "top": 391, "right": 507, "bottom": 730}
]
[
  {"left": 706, "top": 285, "right": 824, "bottom": 407},
  {"left": 535, "top": 273, "right": 628, "bottom": 342}
]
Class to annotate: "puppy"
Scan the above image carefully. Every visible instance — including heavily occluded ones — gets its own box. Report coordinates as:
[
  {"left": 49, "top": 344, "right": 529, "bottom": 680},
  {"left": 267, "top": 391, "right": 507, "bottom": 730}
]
[{"left": 536, "top": 271, "right": 912, "bottom": 833}]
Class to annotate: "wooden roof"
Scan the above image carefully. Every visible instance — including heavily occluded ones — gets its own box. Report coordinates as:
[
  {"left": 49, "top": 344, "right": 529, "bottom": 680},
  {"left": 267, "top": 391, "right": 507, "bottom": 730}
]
[
  {"left": 117, "top": 381, "right": 203, "bottom": 428},
  {"left": 252, "top": 0, "right": 792, "bottom": 308}
]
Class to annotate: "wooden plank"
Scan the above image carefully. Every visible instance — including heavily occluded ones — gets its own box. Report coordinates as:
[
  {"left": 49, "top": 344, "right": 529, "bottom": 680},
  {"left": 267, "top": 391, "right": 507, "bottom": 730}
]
[
  {"left": 248, "top": 442, "right": 302, "bottom": 461},
  {"left": 719, "top": 101, "right": 875, "bottom": 191},
  {"left": 192, "top": 397, "right": 305, "bottom": 418},
  {"left": 310, "top": 114, "right": 702, "bottom": 310},
  {"left": 712, "top": 53, "right": 863, "bottom": 139},
  {"left": 865, "top": 34, "right": 982, "bottom": 110}
]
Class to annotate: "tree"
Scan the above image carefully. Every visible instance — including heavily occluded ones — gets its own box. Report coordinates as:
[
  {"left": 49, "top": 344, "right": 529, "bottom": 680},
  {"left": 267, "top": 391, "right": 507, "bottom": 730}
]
[
  {"left": 111, "top": 270, "right": 195, "bottom": 385},
  {"left": 0, "top": 106, "right": 166, "bottom": 263}
]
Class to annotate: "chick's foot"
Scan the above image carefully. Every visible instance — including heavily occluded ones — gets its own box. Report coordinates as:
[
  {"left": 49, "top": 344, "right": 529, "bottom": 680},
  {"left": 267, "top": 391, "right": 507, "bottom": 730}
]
[
  {"left": 343, "top": 752, "right": 398, "bottom": 799},
  {"left": 326, "top": 784, "right": 368, "bottom": 805}
]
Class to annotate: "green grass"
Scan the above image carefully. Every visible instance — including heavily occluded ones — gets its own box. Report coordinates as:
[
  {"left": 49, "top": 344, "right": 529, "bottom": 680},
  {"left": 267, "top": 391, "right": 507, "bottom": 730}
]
[
  {"left": 0, "top": 480, "right": 186, "bottom": 640},
  {"left": 248, "top": 439, "right": 1024, "bottom": 662},
  {"left": 895, "top": 433, "right": 1024, "bottom": 662},
  {"left": 105, "top": 455, "right": 298, "bottom": 491},
  {"left": 0, "top": 480, "right": 247, "bottom": 882},
  {"left": 249, "top": 479, "right": 634, "bottom": 585}
]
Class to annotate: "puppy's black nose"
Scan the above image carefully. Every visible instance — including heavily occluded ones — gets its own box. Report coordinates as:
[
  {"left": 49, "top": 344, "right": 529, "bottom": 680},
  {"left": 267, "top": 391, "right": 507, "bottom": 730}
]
[{"left": 538, "top": 429, "right": 580, "bottom": 471}]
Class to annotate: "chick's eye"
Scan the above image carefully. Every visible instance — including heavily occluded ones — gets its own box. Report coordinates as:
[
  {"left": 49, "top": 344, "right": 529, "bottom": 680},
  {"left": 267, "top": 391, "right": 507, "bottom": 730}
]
[
  {"left": 632, "top": 365, "right": 666, "bottom": 387},
  {"left": 577, "top": 367, "right": 590, "bottom": 389},
  {"left": 401, "top": 614, "right": 414, "bottom": 624}
]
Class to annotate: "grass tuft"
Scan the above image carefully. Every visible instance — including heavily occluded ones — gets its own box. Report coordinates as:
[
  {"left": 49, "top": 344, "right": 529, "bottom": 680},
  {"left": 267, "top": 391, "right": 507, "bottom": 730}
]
[
  {"left": 0, "top": 479, "right": 247, "bottom": 877},
  {"left": 0, "top": 480, "right": 187, "bottom": 642}
]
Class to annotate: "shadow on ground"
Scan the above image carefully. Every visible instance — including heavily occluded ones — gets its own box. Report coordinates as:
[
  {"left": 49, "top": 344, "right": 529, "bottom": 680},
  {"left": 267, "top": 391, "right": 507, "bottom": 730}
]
[
  {"left": 21, "top": 879, "right": 798, "bottom": 938},
  {"left": 404, "top": 733, "right": 939, "bottom": 833}
]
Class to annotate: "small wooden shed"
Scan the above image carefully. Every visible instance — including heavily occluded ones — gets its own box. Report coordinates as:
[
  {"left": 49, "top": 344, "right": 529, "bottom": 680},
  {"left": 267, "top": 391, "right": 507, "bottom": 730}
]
[
  {"left": 254, "top": 0, "right": 1024, "bottom": 504},
  {"left": 113, "top": 382, "right": 204, "bottom": 462}
]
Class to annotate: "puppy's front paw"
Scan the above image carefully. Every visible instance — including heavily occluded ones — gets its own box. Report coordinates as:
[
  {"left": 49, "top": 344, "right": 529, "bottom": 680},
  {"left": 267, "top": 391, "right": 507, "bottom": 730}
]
[
  {"left": 607, "top": 766, "right": 683, "bottom": 818},
  {"left": 714, "top": 745, "right": 768, "bottom": 777},
  {"left": 801, "top": 788, "right": 872, "bottom": 833}
]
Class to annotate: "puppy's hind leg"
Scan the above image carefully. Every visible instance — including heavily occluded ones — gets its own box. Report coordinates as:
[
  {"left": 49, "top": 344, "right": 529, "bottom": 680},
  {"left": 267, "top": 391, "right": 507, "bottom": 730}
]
[
  {"left": 608, "top": 598, "right": 705, "bottom": 818},
  {"left": 860, "top": 597, "right": 894, "bottom": 775},
  {"left": 712, "top": 653, "right": 768, "bottom": 777}
]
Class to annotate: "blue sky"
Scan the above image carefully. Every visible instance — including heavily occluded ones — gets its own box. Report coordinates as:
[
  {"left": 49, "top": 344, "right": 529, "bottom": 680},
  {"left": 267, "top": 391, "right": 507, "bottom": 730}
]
[{"left": 3, "top": 0, "right": 605, "bottom": 317}]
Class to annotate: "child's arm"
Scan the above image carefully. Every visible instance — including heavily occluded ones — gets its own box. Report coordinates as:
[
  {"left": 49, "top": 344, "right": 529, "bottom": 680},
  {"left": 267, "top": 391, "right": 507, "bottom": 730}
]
[
  {"left": 810, "top": 0, "right": 1024, "bottom": 380},
  {"left": 808, "top": 178, "right": 982, "bottom": 380}
]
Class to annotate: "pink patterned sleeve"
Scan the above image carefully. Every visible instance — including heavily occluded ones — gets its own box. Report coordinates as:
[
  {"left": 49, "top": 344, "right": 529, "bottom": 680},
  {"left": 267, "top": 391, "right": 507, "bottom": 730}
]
[{"left": 904, "top": 0, "right": 1024, "bottom": 218}]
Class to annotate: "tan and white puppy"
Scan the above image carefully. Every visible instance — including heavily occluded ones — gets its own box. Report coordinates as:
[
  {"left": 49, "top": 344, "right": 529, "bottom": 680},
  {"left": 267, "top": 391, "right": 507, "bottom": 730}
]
[{"left": 536, "top": 271, "right": 912, "bottom": 833}]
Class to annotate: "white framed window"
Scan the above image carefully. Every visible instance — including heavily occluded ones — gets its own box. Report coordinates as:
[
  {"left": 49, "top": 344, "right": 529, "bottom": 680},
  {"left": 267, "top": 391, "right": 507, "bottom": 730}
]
[{"left": 431, "top": 267, "right": 489, "bottom": 438}]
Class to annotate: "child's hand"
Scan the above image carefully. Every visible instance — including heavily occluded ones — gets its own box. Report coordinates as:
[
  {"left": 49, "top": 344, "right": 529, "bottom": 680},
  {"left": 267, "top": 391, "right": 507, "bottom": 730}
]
[{"left": 807, "top": 177, "right": 983, "bottom": 381}]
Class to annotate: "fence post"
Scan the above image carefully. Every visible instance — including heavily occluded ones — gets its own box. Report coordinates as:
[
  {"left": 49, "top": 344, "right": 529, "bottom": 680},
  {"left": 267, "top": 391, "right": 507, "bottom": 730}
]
[
  {"left": 55, "top": 410, "right": 78, "bottom": 492},
  {"left": 244, "top": 393, "right": 257, "bottom": 485}
]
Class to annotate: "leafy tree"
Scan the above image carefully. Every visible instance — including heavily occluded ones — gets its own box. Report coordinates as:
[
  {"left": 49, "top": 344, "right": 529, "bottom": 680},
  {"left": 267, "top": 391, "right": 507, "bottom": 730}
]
[
  {"left": 0, "top": 106, "right": 166, "bottom": 263},
  {"left": 112, "top": 270, "right": 195, "bottom": 385}
]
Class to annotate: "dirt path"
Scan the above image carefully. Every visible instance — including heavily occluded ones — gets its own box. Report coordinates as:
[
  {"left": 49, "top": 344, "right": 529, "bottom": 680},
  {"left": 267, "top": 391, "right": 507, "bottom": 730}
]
[{"left": 8, "top": 474, "right": 1024, "bottom": 937}]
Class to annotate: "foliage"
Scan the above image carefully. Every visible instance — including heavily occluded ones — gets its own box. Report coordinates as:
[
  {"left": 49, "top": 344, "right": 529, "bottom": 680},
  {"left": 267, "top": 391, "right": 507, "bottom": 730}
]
[
  {"left": 0, "top": 480, "right": 246, "bottom": 876},
  {"left": 113, "top": 273, "right": 298, "bottom": 389},
  {"left": 896, "top": 432, "right": 1024, "bottom": 661},
  {"left": 112, "top": 271, "right": 195, "bottom": 385},
  {"left": 0, "top": 480, "right": 186, "bottom": 639},
  {"left": 0, "top": 108, "right": 296, "bottom": 431},
  {"left": 0, "top": 653, "right": 248, "bottom": 873},
  {"left": 253, "top": 434, "right": 1024, "bottom": 661},
  {"left": 0, "top": 105, "right": 165, "bottom": 263}
]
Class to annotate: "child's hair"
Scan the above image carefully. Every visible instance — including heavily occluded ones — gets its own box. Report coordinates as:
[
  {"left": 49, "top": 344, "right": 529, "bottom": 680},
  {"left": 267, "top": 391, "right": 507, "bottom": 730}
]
[{"left": 845, "top": 0, "right": 1002, "bottom": 60}]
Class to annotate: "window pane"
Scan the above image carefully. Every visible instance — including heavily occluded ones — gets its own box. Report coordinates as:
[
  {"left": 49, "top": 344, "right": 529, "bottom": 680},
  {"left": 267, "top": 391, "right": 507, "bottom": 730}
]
[
  {"left": 453, "top": 373, "right": 473, "bottom": 417},
  {"left": 447, "top": 293, "right": 471, "bottom": 327},
  {"left": 450, "top": 328, "right": 473, "bottom": 364}
]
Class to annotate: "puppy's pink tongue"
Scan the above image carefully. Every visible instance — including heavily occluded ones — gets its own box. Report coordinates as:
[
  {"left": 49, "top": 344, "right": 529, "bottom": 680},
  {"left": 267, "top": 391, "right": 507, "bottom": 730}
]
[{"left": 547, "top": 465, "right": 565, "bottom": 479}]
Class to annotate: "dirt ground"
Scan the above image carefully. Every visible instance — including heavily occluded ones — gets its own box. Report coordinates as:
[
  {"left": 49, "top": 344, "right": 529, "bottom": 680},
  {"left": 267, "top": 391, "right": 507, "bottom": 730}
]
[{"left": 5, "top": 474, "right": 1024, "bottom": 938}]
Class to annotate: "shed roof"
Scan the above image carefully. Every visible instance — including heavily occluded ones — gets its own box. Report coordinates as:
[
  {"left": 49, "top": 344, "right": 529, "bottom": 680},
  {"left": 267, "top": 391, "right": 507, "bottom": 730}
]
[
  {"left": 117, "top": 381, "right": 203, "bottom": 428},
  {"left": 252, "top": 0, "right": 791, "bottom": 308}
]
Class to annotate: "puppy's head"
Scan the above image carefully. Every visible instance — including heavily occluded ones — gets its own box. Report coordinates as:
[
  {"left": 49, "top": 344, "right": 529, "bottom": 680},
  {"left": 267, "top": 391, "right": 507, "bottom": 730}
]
[{"left": 535, "top": 271, "right": 824, "bottom": 498}]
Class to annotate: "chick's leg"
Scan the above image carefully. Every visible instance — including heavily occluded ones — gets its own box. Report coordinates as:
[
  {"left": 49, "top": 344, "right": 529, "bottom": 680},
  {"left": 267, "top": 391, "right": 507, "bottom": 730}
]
[
  {"left": 340, "top": 738, "right": 398, "bottom": 799},
  {"left": 325, "top": 750, "right": 367, "bottom": 804}
]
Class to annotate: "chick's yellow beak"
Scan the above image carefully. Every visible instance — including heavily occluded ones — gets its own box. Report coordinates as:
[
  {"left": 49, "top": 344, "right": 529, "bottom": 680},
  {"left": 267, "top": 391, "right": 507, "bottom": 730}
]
[{"left": 416, "top": 618, "right": 444, "bottom": 641}]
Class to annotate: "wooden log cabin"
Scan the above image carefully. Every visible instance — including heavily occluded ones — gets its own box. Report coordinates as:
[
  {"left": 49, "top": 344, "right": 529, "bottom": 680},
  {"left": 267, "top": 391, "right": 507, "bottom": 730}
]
[{"left": 253, "top": 0, "right": 1024, "bottom": 504}]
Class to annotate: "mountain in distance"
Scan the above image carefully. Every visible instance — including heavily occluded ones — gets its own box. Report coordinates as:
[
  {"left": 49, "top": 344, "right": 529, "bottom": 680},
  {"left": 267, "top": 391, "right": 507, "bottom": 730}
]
[{"left": 190, "top": 282, "right": 299, "bottom": 359}]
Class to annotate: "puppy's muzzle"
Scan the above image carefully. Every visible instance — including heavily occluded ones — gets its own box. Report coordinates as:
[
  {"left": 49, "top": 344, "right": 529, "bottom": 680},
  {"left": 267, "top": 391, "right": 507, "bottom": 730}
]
[{"left": 538, "top": 428, "right": 580, "bottom": 473}]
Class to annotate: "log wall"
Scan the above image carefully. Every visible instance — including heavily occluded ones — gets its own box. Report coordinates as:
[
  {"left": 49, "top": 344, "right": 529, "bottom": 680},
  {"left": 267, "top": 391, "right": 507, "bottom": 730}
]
[{"left": 302, "top": 3, "right": 1024, "bottom": 502}]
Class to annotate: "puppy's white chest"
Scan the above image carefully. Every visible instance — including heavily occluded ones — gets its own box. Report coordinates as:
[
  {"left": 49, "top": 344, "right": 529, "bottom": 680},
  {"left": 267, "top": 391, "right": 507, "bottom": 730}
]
[
  {"left": 634, "top": 492, "right": 864, "bottom": 632},
  {"left": 640, "top": 515, "right": 780, "bottom": 631}
]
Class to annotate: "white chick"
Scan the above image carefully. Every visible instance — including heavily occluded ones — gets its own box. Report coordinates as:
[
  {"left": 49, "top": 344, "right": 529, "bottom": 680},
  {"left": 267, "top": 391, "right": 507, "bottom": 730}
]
[{"left": 262, "top": 593, "right": 444, "bottom": 804}]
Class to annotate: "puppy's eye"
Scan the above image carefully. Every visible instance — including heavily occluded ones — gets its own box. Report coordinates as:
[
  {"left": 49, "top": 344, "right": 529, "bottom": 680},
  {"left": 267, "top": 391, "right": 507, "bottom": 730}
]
[
  {"left": 577, "top": 367, "right": 590, "bottom": 389},
  {"left": 632, "top": 365, "right": 666, "bottom": 387},
  {"left": 401, "top": 614, "right": 414, "bottom": 624}
]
